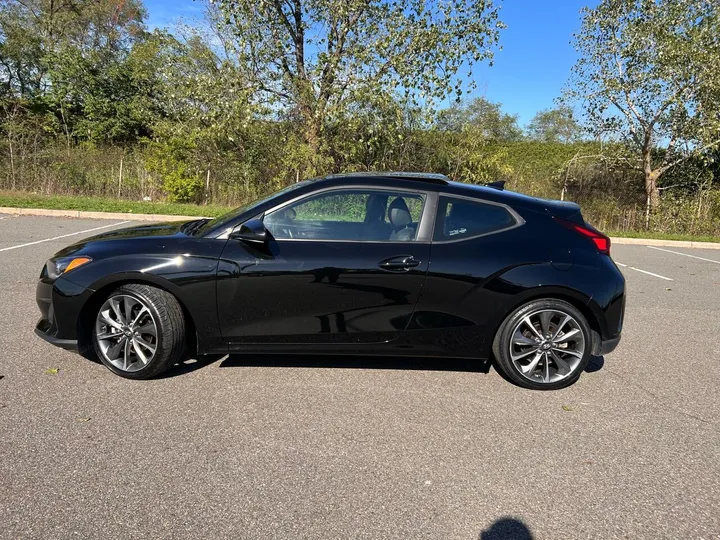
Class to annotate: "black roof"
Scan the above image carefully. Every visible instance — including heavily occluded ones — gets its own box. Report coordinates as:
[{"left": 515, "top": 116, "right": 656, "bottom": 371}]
[
  {"left": 313, "top": 171, "right": 575, "bottom": 216},
  {"left": 322, "top": 171, "right": 450, "bottom": 185}
]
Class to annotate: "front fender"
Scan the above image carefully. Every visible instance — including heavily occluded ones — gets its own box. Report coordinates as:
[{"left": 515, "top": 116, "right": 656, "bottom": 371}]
[{"left": 61, "top": 253, "right": 224, "bottom": 353}]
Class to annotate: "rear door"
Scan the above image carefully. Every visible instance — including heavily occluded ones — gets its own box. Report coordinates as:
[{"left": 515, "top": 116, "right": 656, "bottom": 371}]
[{"left": 216, "top": 186, "right": 433, "bottom": 346}]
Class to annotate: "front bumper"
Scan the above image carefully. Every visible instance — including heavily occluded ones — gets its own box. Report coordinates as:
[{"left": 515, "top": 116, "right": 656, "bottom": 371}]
[
  {"left": 35, "top": 321, "right": 78, "bottom": 352},
  {"left": 35, "top": 274, "right": 90, "bottom": 352}
]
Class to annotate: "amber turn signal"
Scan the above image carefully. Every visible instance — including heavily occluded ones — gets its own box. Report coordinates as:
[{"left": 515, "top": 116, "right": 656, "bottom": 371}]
[{"left": 64, "top": 257, "right": 92, "bottom": 273}]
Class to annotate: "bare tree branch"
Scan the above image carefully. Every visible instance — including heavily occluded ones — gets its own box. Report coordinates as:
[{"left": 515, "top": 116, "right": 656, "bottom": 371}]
[{"left": 656, "top": 138, "right": 720, "bottom": 176}]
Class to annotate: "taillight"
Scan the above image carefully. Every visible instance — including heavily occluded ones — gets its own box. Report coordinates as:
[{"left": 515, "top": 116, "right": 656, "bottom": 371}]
[{"left": 554, "top": 217, "right": 611, "bottom": 255}]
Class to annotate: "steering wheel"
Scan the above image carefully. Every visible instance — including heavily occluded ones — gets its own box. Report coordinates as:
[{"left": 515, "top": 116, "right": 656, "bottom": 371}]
[{"left": 268, "top": 207, "right": 297, "bottom": 239}]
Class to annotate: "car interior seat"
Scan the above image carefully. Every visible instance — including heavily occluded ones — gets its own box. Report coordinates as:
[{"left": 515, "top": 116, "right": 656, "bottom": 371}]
[
  {"left": 388, "top": 197, "right": 416, "bottom": 241},
  {"left": 363, "top": 194, "right": 390, "bottom": 240}
]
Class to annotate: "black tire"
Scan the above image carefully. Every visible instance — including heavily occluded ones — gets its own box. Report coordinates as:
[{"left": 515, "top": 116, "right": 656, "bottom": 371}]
[
  {"left": 92, "top": 284, "right": 186, "bottom": 380},
  {"left": 492, "top": 299, "right": 591, "bottom": 390}
]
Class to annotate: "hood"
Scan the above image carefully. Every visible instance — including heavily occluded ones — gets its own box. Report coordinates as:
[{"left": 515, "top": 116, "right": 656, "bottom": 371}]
[
  {"left": 82, "top": 221, "right": 187, "bottom": 242},
  {"left": 53, "top": 220, "right": 192, "bottom": 258}
]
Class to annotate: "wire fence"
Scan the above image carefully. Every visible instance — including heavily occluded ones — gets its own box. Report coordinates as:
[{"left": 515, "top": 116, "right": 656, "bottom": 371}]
[{"left": 1, "top": 143, "right": 719, "bottom": 237}]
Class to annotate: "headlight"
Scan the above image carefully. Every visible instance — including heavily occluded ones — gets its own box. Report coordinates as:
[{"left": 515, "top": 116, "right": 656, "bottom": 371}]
[{"left": 46, "top": 256, "right": 92, "bottom": 279}]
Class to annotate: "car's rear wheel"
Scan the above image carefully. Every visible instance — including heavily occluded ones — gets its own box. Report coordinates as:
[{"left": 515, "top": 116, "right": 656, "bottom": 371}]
[
  {"left": 93, "top": 284, "right": 185, "bottom": 379},
  {"left": 492, "top": 299, "right": 591, "bottom": 390}
]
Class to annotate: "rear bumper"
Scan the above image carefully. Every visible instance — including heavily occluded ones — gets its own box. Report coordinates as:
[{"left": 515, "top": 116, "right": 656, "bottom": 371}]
[
  {"left": 599, "top": 334, "right": 621, "bottom": 355},
  {"left": 34, "top": 321, "right": 78, "bottom": 352}
]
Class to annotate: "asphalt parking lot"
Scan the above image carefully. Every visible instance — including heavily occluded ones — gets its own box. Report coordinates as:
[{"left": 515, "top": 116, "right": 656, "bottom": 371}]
[{"left": 1, "top": 213, "right": 719, "bottom": 540}]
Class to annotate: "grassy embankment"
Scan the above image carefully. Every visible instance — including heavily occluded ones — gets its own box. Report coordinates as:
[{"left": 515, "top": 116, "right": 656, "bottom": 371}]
[{"left": 0, "top": 191, "right": 232, "bottom": 217}]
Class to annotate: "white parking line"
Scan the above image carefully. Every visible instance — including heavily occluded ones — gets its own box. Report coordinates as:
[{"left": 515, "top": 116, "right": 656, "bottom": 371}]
[
  {"left": 615, "top": 262, "right": 674, "bottom": 281},
  {"left": 0, "top": 221, "right": 130, "bottom": 253},
  {"left": 646, "top": 246, "right": 720, "bottom": 265}
]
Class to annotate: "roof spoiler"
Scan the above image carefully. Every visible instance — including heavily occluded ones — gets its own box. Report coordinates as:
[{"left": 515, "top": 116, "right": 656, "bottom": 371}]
[{"left": 485, "top": 180, "right": 506, "bottom": 190}]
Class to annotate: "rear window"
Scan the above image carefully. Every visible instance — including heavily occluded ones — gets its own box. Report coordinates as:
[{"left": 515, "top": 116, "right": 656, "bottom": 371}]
[{"left": 434, "top": 197, "right": 518, "bottom": 241}]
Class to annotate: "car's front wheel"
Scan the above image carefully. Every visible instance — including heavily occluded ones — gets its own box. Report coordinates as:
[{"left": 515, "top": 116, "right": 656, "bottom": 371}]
[
  {"left": 93, "top": 284, "right": 186, "bottom": 379},
  {"left": 492, "top": 299, "right": 591, "bottom": 390}
]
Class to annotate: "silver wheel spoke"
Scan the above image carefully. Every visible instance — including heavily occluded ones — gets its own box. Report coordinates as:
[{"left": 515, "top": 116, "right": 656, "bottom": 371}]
[
  {"left": 130, "top": 306, "right": 149, "bottom": 328},
  {"left": 97, "top": 330, "right": 123, "bottom": 341},
  {"left": 539, "top": 311, "right": 552, "bottom": 337},
  {"left": 552, "top": 314, "right": 571, "bottom": 340},
  {"left": 513, "top": 333, "right": 537, "bottom": 347},
  {"left": 135, "top": 322, "right": 155, "bottom": 336},
  {"left": 123, "top": 339, "right": 131, "bottom": 370},
  {"left": 100, "top": 310, "right": 123, "bottom": 330},
  {"left": 134, "top": 336, "right": 156, "bottom": 354},
  {"left": 554, "top": 328, "right": 580, "bottom": 343},
  {"left": 509, "top": 309, "right": 586, "bottom": 385},
  {"left": 522, "top": 316, "right": 543, "bottom": 340},
  {"left": 133, "top": 338, "right": 150, "bottom": 364},
  {"left": 521, "top": 351, "right": 544, "bottom": 374},
  {"left": 553, "top": 347, "right": 582, "bottom": 358},
  {"left": 106, "top": 336, "right": 126, "bottom": 360},
  {"left": 95, "top": 294, "right": 158, "bottom": 373},
  {"left": 109, "top": 297, "right": 125, "bottom": 325},
  {"left": 511, "top": 346, "right": 539, "bottom": 361},
  {"left": 550, "top": 351, "right": 571, "bottom": 376},
  {"left": 124, "top": 296, "right": 136, "bottom": 325}
]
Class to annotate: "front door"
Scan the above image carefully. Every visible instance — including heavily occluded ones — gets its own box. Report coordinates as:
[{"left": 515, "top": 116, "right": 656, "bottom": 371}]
[{"left": 216, "top": 187, "right": 431, "bottom": 345}]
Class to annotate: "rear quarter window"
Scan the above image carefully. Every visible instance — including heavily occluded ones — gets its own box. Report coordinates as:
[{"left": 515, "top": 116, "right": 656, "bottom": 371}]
[{"left": 434, "top": 196, "right": 518, "bottom": 241}]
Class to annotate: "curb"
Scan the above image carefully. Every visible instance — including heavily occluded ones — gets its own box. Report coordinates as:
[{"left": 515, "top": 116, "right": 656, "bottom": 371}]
[
  {"left": 2, "top": 206, "right": 720, "bottom": 250},
  {"left": 0, "top": 206, "right": 205, "bottom": 222},
  {"left": 610, "top": 237, "right": 720, "bottom": 250}
]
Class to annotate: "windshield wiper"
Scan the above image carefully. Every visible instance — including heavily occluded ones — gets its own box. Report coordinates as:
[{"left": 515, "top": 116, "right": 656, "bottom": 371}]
[{"left": 182, "top": 218, "right": 211, "bottom": 235}]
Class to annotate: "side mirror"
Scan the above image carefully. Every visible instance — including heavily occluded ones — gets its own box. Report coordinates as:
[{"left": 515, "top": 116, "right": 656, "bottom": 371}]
[{"left": 230, "top": 219, "right": 268, "bottom": 244}]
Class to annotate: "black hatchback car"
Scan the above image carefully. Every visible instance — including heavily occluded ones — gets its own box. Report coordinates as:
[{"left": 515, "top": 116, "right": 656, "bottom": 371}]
[{"left": 35, "top": 172, "right": 625, "bottom": 390}]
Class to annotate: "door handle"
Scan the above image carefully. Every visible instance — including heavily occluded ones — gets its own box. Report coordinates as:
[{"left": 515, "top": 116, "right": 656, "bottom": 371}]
[{"left": 379, "top": 256, "right": 420, "bottom": 271}]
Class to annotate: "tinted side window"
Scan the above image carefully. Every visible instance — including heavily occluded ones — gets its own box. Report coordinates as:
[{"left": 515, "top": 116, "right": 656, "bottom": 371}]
[
  {"left": 434, "top": 197, "right": 517, "bottom": 241},
  {"left": 263, "top": 189, "right": 425, "bottom": 241}
]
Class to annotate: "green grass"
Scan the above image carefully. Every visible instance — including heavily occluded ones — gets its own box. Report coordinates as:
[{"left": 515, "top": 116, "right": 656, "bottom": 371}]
[
  {"left": 607, "top": 230, "right": 720, "bottom": 243},
  {"left": 0, "top": 191, "right": 233, "bottom": 217}
]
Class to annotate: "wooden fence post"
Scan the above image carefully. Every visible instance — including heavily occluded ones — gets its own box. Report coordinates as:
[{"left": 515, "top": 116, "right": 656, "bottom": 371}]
[
  {"left": 117, "top": 155, "right": 124, "bottom": 198},
  {"left": 205, "top": 169, "right": 211, "bottom": 205}
]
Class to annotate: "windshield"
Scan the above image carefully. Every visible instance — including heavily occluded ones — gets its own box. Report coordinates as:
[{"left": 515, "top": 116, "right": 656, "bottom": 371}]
[{"left": 196, "top": 181, "right": 312, "bottom": 236}]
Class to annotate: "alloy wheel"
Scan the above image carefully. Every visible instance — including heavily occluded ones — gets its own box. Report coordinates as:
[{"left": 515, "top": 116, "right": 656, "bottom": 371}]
[
  {"left": 95, "top": 294, "right": 158, "bottom": 372},
  {"left": 508, "top": 309, "right": 586, "bottom": 384}
]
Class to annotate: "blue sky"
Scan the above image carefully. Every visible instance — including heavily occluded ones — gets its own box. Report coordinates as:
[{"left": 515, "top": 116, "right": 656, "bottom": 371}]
[{"left": 144, "top": 0, "right": 595, "bottom": 126}]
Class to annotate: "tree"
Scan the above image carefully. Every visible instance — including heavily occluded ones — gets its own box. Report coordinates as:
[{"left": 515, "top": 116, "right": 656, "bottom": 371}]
[
  {"left": 435, "top": 97, "right": 522, "bottom": 141},
  {"left": 565, "top": 0, "right": 720, "bottom": 223},
  {"left": 142, "top": 27, "right": 260, "bottom": 201},
  {"left": 0, "top": 1, "right": 44, "bottom": 99},
  {"left": 0, "top": 0, "right": 145, "bottom": 98},
  {"left": 212, "top": 0, "right": 504, "bottom": 173},
  {"left": 527, "top": 106, "right": 582, "bottom": 143},
  {"left": 0, "top": 0, "right": 148, "bottom": 144}
]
